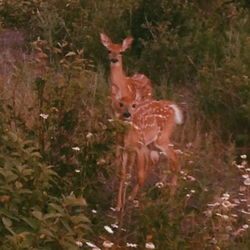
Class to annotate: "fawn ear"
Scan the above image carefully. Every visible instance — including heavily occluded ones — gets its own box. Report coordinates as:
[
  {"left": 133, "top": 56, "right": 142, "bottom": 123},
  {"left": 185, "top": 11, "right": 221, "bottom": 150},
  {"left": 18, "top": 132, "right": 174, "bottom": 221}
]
[
  {"left": 121, "top": 36, "right": 134, "bottom": 52},
  {"left": 100, "top": 33, "right": 112, "bottom": 49}
]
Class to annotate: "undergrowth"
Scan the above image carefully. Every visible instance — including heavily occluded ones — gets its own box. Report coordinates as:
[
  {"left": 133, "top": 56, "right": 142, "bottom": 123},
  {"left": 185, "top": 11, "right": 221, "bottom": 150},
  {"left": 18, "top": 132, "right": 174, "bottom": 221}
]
[{"left": 0, "top": 0, "right": 249, "bottom": 249}]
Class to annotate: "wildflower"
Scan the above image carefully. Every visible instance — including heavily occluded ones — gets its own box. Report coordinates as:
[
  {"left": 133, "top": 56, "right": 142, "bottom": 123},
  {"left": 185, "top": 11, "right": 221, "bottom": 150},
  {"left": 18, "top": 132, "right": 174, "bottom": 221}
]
[
  {"left": 222, "top": 193, "right": 230, "bottom": 200},
  {"left": 72, "top": 146, "right": 80, "bottom": 151},
  {"left": 243, "top": 178, "right": 250, "bottom": 185},
  {"left": 242, "top": 174, "right": 249, "bottom": 179},
  {"left": 132, "top": 200, "right": 139, "bottom": 208},
  {"left": 111, "top": 223, "right": 118, "bottom": 229},
  {"left": 216, "top": 213, "right": 229, "bottom": 220},
  {"left": 103, "top": 240, "right": 114, "bottom": 248},
  {"left": 91, "top": 209, "right": 97, "bottom": 214},
  {"left": 75, "top": 169, "right": 81, "bottom": 173},
  {"left": 242, "top": 224, "right": 249, "bottom": 230},
  {"left": 97, "top": 158, "right": 106, "bottom": 165},
  {"left": 86, "top": 132, "right": 93, "bottom": 139},
  {"left": 175, "top": 149, "right": 183, "bottom": 154},
  {"left": 240, "top": 209, "right": 250, "bottom": 215},
  {"left": 85, "top": 241, "right": 97, "bottom": 248},
  {"left": 190, "top": 189, "right": 196, "bottom": 193},
  {"left": 241, "top": 154, "right": 247, "bottom": 159},
  {"left": 126, "top": 242, "right": 138, "bottom": 248},
  {"left": 40, "top": 113, "right": 49, "bottom": 119},
  {"left": 207, "top": 202, "right": 220, "bottom": 207},
  {"left": 231, "top": 214, "right": 238, "bottom": 217},
  {"left": 145, "top": 242, "right": 156, "bottom": 249},
  {"left": 155, "top": 182, "right": 164, "bottom": 188},
  {"left": 75, "top": 241, "right": 83, "bottom": 247},
  {"left": 236, "top": 164, "right": 244, "bottom": 169},
  {"left": 222, "top": 200, "right": 232, "bottom": 208},
  {"left": 104, "top": 225, "right": 114, "bottom": 234},
  {"left": 187, "top": 175, "right": 196, "bottom": 181}
]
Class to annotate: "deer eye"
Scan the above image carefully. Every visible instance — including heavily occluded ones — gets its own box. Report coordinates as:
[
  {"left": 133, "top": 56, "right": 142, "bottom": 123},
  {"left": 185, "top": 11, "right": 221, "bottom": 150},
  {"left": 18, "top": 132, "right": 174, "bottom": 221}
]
[
  {"left": 107, "top": 50, "right": 111, "bottom": 54},
  {"left": 132, "top": 104, "right": 136, "bottom": 108},
  {"left": 119, "top": 102, "right": 124, "bottom": 107}
]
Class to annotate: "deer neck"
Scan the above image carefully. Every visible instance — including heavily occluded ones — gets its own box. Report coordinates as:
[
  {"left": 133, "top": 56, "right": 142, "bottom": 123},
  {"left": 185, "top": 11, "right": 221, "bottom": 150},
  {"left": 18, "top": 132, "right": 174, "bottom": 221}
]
[{"left": 110, "top": 58, "right": 128, "bottom": 95}]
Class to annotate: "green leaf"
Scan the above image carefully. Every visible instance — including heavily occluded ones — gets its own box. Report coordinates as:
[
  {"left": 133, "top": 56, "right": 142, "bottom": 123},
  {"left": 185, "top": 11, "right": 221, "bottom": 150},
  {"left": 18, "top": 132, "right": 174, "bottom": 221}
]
[
  {"left": 32, "top": 211, "right": 43, "bottom": 220},
  {"left": 44, "top": 213, "right": 63, "bottom": 220},
  {"left": 0, "top": 208, "right": 19, "bottom": 221},
  {"left": 2, "top": 217, "right": 12, "bottom": 227},
  {"left": 71, "top": 215, "right": 90, "bottom": 224},
  {"left": 64, "top": 195, "right": 87, "bottom": 207},
  {"left": 2, "top": 217, "right": 15, "bottom": 235},
  {"left": 49, "top": 203, "right": 65, "bottom": 214},
  {"left": 20, "top": 216, "right": 39, "bottom": 230},
  {"left": 60, "top": 218, "right": 74, "bottom": 234}
]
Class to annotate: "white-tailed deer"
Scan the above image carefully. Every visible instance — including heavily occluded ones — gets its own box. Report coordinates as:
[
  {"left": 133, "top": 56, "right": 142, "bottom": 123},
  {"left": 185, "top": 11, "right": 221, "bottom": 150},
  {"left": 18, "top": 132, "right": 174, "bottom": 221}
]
[
  {"left": 100, "top": 33, "right": 153, "bottom": 118},
  {"left": 116, "top": 99, "right": 183, "bottom": 210}
]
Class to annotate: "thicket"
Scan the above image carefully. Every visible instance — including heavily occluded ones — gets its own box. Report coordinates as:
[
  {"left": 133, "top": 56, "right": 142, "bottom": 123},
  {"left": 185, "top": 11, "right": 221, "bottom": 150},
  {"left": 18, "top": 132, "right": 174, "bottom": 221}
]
[{"left": 0, "top": 0, "right": 250, "bottom": 249}]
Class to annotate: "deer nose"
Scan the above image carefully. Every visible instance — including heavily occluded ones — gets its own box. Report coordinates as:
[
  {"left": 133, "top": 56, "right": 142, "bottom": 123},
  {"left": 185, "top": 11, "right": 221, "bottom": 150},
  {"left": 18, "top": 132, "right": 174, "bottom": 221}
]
[
  {"left": 123, "top": 112, "right": 131, "bottom": 118},
  {"left": 110, "top": 58, "right": 118, "bottom": 63}
]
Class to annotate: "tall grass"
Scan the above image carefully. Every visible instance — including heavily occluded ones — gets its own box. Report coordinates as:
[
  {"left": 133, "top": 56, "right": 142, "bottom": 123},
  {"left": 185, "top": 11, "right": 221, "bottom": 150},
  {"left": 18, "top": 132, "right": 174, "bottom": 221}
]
[{"left": 0, "top": 0, "right": 249, "bottom": 249}]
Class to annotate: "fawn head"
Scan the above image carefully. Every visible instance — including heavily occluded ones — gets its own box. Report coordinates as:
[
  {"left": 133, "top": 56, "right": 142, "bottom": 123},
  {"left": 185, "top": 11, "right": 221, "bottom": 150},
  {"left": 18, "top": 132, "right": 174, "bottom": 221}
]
[{"left": 100, "top": 33, "right": 134, "bottom": 64}]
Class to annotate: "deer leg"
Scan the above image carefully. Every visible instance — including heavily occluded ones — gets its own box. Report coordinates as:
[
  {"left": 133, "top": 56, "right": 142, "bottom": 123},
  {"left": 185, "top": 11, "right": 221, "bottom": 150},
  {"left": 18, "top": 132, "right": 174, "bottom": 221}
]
[
  {"left": 155, "top": 122, "right": 180, "bottom": 194},
  {"left": 164, "top": 144, "right": 180, "bottom": 194},
  {"left": 128, "top": 147, "right": 147, "bottom": 201},
  {"left": 116, "top": 150, "right": 128, "bottom": 211}
]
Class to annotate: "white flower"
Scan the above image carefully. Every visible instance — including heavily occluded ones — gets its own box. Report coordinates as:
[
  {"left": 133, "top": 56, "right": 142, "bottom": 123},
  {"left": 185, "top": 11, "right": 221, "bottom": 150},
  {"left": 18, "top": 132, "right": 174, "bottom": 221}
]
[
  {"left": 187, "top": 175, "right": 196, "bottom": 181},
  {"left": 104, "top": 225, "right": 114, "bottom": 234},
  {"left": 72, "top": 146, "right": 80, "bottom": 151},
  {"left": 145, "top": 242, "right": 156, "bottom": 249},
  {"left": 75, "top": 241, "right": 83, "bottom": 247},
  {"left": 86, "top": 132, "right": 93, "bottom": 139},
  {"left": 242, "top": 224, "right": 249, "bottom": 229},
  {"left": 97, "top": 158, "right": 106, "bottom": 165},
  {"left": 241, "top": 154, "right": 247, "bottom": 159},
  {"left": 91, "top": 209, "right": 97, "bottom": 214},
  {"left": 126, "top": 242, "right": 138, "bottom": 248},
  {"left": 111, "top": 223, "right": 118, "bottom": 228},
  {"left": 207, "top": 202, "right": 220, "bottom": 207},
  {"left": 244, "top": 178, "right": 250, "bottom": 186},
  {"left": 75, "top": 169, "right": 81, "bottom": 173},
  {"left": 216, "top": 213, "right": 229, "bottom": 220},
  {"left": 222, "top": 200, "right": 233, "bottom": 208},
  {"left": 132, "top": 199, "right": 139, "bottom": 207},
  {"left": 85, "top": 241, "right": 97, "bottom": 248},
  {"left": 222, "top": 193, "right": 230, "bottom": 200},
  {"left": 103, "top": 240, "right": 114, "bottom": 248},
  {"left": 155, "top": 182, "right": 164, "bottom": 188},
  {"left": 40, "top": 113, "right": 49, "bottom": 119},
  {"left": 240, "top": 209, "right": 250, "bottom": 215}
]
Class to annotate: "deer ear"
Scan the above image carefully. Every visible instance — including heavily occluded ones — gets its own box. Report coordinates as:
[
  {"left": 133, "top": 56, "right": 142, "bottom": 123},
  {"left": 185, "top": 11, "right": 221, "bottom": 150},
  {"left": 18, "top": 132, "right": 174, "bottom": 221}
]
[
  {"left": 121, "top": 36, "right": 134, "bottom": 52},
  {"left": 100, "top": 33, "right": 112, "bottom": 49}
]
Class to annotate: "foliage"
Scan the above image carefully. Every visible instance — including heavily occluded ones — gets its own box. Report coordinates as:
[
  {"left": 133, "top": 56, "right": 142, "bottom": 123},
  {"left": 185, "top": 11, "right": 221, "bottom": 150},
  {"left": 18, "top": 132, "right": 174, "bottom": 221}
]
[{"left": 0, "top": 0, "right": 249, "bottom": 249}]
